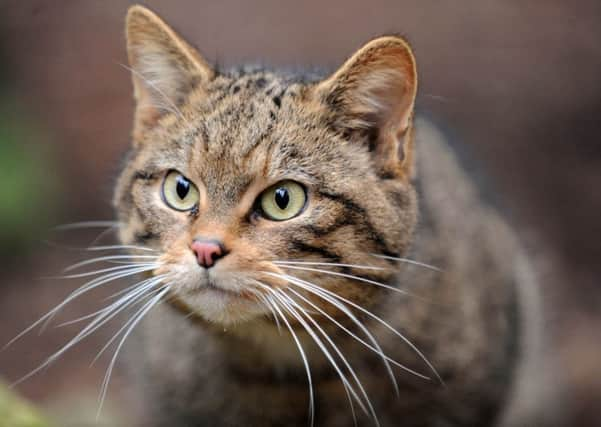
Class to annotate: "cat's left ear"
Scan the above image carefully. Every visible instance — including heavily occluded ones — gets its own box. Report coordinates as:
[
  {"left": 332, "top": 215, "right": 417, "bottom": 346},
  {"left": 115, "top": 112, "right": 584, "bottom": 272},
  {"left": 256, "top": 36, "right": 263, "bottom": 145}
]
[
  {"left": 311, "top": 36, "right": 417, "bottom": 179},
  {"left": 125, "top": 6, "right": 214, "bottom": 139}
]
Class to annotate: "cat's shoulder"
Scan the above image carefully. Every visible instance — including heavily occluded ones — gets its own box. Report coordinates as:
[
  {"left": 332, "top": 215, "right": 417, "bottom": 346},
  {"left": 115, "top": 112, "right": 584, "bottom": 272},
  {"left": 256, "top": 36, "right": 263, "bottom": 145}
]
[{"left": 413, "top": 115, "right": 545, "bottom": 427}]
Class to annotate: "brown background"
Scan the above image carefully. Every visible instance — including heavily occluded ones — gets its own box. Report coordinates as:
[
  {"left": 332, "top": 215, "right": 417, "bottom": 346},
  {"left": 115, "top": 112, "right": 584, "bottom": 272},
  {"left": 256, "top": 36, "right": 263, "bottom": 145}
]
[{"left": 0, "top": 1, "right": 599, "bottom": 425}]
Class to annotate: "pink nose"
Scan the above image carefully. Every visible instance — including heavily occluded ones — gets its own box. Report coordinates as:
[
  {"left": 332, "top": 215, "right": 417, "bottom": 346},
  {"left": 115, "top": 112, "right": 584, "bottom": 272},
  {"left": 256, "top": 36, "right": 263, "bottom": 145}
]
[{"left": 191, "top": 238, "right": 226, "bottom": 268}]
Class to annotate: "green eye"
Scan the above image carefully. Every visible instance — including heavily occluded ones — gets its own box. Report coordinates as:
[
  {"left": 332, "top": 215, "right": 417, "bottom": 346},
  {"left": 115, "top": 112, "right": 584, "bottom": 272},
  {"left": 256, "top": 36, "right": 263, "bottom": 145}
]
[
  {"left": 259, "top": 181, "right": 306, "bottom": 221},
  {"left": 161, "top": 171, "right": 200, "bottom": 211}
]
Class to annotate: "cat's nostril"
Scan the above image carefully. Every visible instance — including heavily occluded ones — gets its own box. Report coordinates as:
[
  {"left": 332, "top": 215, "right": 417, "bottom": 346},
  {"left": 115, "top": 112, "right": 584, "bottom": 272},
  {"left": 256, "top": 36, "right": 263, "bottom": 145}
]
[{"left": 190, "top": 238, "right": 227, "bottom": 268}]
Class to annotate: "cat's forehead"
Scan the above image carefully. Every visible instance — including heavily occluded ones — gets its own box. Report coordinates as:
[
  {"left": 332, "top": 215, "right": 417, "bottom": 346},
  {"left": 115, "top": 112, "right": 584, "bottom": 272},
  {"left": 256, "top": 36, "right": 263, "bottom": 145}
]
[
  {"left": 198, "top": 71, "right": 297, "bottom": 156},
  {"left": 138, "top": 70, "right": 352, "bottom": 195}
]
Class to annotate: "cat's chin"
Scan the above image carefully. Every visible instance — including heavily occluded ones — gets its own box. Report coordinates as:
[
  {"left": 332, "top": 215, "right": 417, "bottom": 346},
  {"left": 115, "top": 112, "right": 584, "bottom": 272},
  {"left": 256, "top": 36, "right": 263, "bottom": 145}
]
[
  {"left": 166, "top": 284, "right": 270, "bottom": 325},
  {"left": 153, "top": 260, "right": 271, "bottom": 324}
]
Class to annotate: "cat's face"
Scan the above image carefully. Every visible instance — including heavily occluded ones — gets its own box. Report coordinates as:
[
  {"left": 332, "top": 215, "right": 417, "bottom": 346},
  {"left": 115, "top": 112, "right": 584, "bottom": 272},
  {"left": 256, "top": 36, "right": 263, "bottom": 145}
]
[{"left": 114, "top": 6, "right": 418, "bottom": 325}]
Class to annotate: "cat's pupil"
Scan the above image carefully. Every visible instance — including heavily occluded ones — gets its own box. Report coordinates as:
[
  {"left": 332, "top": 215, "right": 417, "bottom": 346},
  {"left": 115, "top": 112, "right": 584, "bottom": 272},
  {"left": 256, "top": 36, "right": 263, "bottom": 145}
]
[
  {"left": 274, "top": 188, "right": 289, "bottom": 210},
  {"left": 176, "top": 176, "right": 190, "bottom": 199}
]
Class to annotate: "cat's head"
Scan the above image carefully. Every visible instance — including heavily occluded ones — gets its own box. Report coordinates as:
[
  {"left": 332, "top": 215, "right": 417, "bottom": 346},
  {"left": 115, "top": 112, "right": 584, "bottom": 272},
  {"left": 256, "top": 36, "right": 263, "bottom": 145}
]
[{"left": 114, "top": 6, "right": 418, "bottom": 325}]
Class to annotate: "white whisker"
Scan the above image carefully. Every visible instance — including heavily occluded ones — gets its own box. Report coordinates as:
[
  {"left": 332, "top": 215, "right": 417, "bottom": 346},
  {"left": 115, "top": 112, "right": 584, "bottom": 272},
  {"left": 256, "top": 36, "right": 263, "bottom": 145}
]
[
  {"left": 10, "top": 277, "right": 164, "bottom": 389},
  {"left": 59, "top": 265, "right": 157, "bottom": 301},
  {"left": 277, "top": 289, "right": 379, "bottom": 426},
  {"left": 274, "top": 289, "right": 363, "bottom": 424},
  {"left": 274, "top": 261, "right": 387, "bottom": 271},
  {"left": 85, "top": 245, "right": 157, "bottom": 253},
  {"left": 57, "top": 276, "right": 164, "bottom": 327},
  {"left": 248, "top": 285, "right": 282, "bottom": 333},
  {"left": 274, "top": 264, "right": 412, "bottom": 298},
  {"left": 63, "top": 255, "right": 159, "bottom": 273},
  {"left": 57, "top": 262, "right": 158, "bottom": 279},
  {"left": 284, "top": 284, "right": 400, "bottom": 394},
  {"left": 97, "top": 285, "right": 170, "bottom": 419},
  {"left": 267, "top": 271, "right": 438, "bottom": 382},
  {"left": 40, "top": 264, "right": 158, "bottom": 332},
  {"left": 92, "top": 278, "right": 166, "bottom": 365},
  {"left": 259, "top": 290, "right": 315, "bottom": 427},
  {"left": 42, "top": 242, "right": 154, "bottom": 254},
  {"left": 88, "top": 224, "right": 120, "bottom": 247},
  {"left": 97, "top": 260, "right": 160, "bottom": 266},
  {"left": 102, "top": 275, "right": 160, "bottom": 301},
  {"left": 370, "top": 254, "right": 442, "bottom": 272},
  {"left": 263, "top": 286, "right": 371, "bottom": 419},
  {"left": 53, "top": 270, "right": 154, "bottom": 336},
  {"left": 52, "top": 279, "right": 162, "bottom": 354},
  {"left": 4, "top": 265, "right": 157, "bottom": 350},
  {"left": 53, "top": 221, "right": 120, "bottom": 231}
]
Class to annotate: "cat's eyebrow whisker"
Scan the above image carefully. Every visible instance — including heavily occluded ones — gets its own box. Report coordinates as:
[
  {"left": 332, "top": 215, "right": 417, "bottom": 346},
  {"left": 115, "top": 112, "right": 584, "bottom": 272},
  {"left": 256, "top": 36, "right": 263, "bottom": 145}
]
[
  {"left": 49, "top": 221, "right": 122, "bottom": 249},
  {"left": 53, "top": 221, "right": 121, "bottom": 231},
  {"left": 88, "top": 226, "right": 119, "bottom": 247},
  {"left": 275, "top": 288, "right": 378, "bottom": 426},
  {"left": 267, "top": 271, "right": 439, "bottom": 383},
  {"left": 274, "top": 260, "right": 388, "bottom": 271},
  {"left": 370, "top": 254, "right": 442, "bottom": 272},
  {"left": 255, "top": 285, "right": 315, "bottom": 427},
  {"left": 97, "top": 284, "right": 170, "bottom": 419}
]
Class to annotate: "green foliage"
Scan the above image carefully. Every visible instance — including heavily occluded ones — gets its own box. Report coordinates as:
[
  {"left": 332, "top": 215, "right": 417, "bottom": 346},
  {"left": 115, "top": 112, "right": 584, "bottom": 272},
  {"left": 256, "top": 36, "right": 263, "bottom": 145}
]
[
  {"left": 0, "top": 101, "right": 60, "bottom": 254},
  {"left": 0, "top": 382, "right": 54, "bottom": 427}
]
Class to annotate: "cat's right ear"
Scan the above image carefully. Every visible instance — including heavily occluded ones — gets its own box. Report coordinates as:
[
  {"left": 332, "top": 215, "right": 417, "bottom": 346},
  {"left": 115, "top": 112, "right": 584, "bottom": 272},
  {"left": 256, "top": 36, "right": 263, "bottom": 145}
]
[
  {"left": 125, "top": 5, "right": 214, "bottom": 140},
  {"left": 310, "top": 36, "right": 418, "bottom": 179}
]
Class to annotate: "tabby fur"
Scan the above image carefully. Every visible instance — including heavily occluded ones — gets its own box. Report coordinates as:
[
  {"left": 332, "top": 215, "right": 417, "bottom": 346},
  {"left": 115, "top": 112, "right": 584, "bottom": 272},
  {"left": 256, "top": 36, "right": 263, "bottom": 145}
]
[{"left": 113, "top": 6, "right": 538, "bottom": 426}]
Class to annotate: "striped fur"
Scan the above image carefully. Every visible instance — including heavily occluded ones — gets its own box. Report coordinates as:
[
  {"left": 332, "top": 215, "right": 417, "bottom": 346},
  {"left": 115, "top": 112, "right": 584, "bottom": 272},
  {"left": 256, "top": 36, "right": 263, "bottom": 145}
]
[{"left": 113, "top": 6, "right": 536, "bottom": 427}]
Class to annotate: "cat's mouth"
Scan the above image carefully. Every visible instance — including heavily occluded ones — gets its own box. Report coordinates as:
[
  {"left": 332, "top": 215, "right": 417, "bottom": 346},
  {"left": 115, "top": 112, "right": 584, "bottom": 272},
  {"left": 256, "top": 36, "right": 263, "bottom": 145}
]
[
  {"left": 175, "top": 274, "right": 256, "bottom": 301},
  {"left": 161, "top": 268, "right": 270, "bottom": 324},
  {"left": 202, "top": 280, "right": 255, "bottom": 300}
]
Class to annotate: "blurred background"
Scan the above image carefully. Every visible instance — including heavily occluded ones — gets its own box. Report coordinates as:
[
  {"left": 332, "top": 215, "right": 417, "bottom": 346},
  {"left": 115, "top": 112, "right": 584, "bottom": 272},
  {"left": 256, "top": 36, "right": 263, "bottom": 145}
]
[{"left": 0, "top": 1, "right": 599, "bottom": 426}]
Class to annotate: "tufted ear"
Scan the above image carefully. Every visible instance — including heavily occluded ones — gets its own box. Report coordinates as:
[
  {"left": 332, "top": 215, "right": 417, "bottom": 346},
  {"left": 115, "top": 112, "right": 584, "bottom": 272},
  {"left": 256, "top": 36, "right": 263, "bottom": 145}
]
[
  {"left": 312, "top": 36, "right": 418, "bottom": 179},
  {"left": 125, "top": 5, "right": 214, "bottom": 139}
]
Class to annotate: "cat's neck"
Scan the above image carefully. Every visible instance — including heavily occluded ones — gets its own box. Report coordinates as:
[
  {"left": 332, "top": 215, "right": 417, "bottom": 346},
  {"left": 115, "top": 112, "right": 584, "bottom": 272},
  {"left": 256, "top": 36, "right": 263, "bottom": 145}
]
[{"left": 198, "top": 294, "right": 417, "bottom": 379}]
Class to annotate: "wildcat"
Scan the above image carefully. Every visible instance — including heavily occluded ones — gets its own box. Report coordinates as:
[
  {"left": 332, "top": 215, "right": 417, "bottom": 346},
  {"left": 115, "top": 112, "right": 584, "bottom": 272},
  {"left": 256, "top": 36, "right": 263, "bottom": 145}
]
[{"left": 109, "top": 5, "right": 540, "bottom": 426}]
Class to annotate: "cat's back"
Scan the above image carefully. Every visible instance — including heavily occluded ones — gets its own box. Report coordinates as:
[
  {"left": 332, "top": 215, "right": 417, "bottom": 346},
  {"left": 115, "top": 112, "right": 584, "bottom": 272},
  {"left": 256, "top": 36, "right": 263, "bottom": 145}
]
[{"left": 395, "top": 116, "right": 543, "bottom": 426}]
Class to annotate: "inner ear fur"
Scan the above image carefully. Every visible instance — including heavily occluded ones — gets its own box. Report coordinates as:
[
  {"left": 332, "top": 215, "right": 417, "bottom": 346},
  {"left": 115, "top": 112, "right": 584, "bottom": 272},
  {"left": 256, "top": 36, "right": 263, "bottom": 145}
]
[{"left": 312, "top": 36, "right": 418, "bottom": 178}]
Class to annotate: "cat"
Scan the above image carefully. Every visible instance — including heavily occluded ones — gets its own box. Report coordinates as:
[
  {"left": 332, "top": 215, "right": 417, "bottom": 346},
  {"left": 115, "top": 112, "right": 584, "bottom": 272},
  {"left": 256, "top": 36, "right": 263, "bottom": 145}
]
[{"left": 110, "top": 5, "right": 540, "bottom": 426}]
